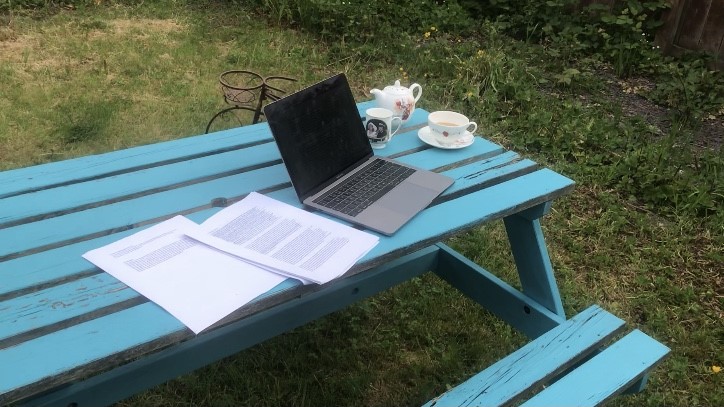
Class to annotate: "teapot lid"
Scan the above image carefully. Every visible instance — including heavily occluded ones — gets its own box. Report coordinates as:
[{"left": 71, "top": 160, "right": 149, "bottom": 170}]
[{"left": 383, "top": 80, "right": 410, "bottom": 94}]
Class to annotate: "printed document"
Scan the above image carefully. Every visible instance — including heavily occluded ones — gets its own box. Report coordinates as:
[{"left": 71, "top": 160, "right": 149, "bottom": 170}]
[
  {"left": 83, "top": 216, "right": 287, "bottom": 334},
  {"left": 186, "top": 192, "right": 379, "bottom": 284}
]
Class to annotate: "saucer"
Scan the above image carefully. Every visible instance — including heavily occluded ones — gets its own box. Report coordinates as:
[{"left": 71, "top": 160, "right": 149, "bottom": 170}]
[{"left": 418, "top": 126, "right": 474, "bottom": 149}]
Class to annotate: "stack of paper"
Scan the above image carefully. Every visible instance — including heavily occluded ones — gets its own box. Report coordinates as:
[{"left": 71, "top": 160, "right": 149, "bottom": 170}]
[{"left": 83, "top": 192, "right": 379, "bottom": 334}]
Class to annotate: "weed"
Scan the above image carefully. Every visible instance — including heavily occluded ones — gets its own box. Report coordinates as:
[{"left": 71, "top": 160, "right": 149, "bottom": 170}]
[
  {"left": 79, "top": 18, "right": 107, "bottom": 30},
  {"left": 462, "top": 0, "right": 669, "bottom": 77},
  {"left": 647, "top": 58, "right": 724, "bottom": 123},
  {"left": 52, "top": 98, "right": 124, "bottom": 144}
]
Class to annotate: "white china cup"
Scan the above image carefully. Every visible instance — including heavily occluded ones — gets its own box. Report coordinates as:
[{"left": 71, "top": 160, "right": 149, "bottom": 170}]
[{"left": 428, "top": 111, "right": 477, "bottom": 147}]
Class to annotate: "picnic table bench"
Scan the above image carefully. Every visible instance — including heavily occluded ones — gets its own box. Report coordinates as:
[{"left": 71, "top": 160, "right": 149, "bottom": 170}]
[{"left": 0, "top": 101, "right": 669, "bottom": 406}]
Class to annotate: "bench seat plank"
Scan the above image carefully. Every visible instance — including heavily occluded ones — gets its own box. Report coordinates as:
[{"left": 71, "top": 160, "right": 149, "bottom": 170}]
[
  {"left": 423, "top": 305, "right": 625, "bottom": 407},
  {"left": 520, "top": 330, "right": 670, "bottom": 407}
]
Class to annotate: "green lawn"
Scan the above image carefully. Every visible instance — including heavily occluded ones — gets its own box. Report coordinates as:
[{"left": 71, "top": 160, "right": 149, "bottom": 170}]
[{"left": 1, "top": 1, "right": 721, "bottom": 406}]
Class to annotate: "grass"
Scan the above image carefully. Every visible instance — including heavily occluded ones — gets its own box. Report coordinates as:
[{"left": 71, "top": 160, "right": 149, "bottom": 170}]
[
  {"left": 1, "top": 1, "right": 722, "bottom": 406},
  {"left": 0, "top": 1, "right": 331, "bottom": 169}
]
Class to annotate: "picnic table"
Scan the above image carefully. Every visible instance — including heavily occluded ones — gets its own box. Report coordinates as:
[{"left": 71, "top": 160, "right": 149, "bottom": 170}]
[{"left": 0, "top": 101, "right": 668, "bottom": 406}]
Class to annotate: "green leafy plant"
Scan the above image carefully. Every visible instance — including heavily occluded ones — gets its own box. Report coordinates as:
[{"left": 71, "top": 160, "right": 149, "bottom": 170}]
[
  {"left": 608, "top": 126, "right": 723, "bottom": 220},
  {"left": 647, "top": 58, "right": 724, "bottom": 123},
  {"left": 595, "top": 0, "right": 669, "bottom": 76},
  {"left": 244, "top": 0, "right": 474, "bottom": 46},
  {"left": 554, "top": 67, "right": 581, "bottom": 85},
  {"left": 458, "top": 0, "right": 669, "bottom": 77}
]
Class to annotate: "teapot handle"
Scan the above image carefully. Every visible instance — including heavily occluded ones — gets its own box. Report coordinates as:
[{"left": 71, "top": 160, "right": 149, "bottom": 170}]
[{"left": 410, "top": 83, "right": 422, "bottom": 102}]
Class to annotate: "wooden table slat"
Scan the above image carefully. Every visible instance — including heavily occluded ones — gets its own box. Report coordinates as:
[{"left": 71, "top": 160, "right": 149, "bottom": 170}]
[
  {"left": 0, "top": 102, "right": 380, "bottom": 199},
  {"left": 0, "top": 303, "right": 184, "bottom": 399},
  {"left": 0, "top": 274, "right": 135, "bottom": 342},
  {"left": 0, "top": 110, "right": 458, "bottom": 229},
  {"left": 0, "top": 139, "right": 506, "bottom": 259},
  {"left": 1, "top": 210, "right": 216, "bottom": 297},
  {"left": 1, "top": 154, "right": 564, "bottom": 297},
  {"left": 1, "top": 168, "right": 573, "bottom": 352},
  {"left": 0, "top": 167, "right": 573, "bottom": 402},
  {"left": 0, "top": 142, "right": 283, "bottom": 227}
]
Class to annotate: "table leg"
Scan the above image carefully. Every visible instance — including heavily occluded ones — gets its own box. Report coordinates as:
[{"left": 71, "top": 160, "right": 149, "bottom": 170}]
[
  {"left": 434, "top": 243, "right": 565, "bottom": 339},
  {"left": 503, "top": 202, "right": 565, "bottom": 319}
]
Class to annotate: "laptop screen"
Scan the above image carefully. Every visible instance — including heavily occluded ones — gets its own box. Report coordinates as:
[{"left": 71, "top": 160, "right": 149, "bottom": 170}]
[{"left": 264, "top": 74, "right": 373, "bottom": 200}]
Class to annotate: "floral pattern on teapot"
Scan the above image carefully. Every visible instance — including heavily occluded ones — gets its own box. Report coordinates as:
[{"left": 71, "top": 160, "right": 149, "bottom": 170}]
[{"left": 395, "top": 97, "right": 414, "bottom": 121}]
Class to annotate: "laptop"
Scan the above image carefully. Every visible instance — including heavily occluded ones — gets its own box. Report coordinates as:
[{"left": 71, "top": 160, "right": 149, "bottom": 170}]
[{"left": 263, "top": 73, "right": 453, "bottom": 235}]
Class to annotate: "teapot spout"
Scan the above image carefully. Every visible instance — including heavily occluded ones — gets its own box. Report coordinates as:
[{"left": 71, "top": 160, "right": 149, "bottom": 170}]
[{"left": 370, "top": 88, "right": 383, "bottom": 98}]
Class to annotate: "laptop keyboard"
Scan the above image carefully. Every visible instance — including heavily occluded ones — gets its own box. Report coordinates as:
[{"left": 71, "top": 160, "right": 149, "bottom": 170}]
[{"left": 313, "top": 159, "right": 415, "bottom": 217}]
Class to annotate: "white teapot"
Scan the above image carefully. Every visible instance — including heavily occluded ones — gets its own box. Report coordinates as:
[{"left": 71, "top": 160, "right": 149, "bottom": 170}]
[{"left": 370, "top": 80, "right": 422, "bottom": 124}]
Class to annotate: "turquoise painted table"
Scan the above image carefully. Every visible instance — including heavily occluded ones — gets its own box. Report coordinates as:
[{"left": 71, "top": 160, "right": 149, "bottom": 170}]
[{"left": 1, "top": 101, "right": 587, "bottom": 405}]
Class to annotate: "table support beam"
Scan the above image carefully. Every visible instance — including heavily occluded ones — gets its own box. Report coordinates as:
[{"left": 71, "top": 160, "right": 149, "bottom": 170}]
[
  {"left": 503, "top": 202, "right": 565, "bottom": 318},
  {"left": 433, "top": 243, "right": 565, "bottom": 339}
]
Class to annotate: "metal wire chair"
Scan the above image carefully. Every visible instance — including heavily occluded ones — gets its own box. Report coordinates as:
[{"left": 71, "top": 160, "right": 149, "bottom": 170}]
[{"left": 205, "top": 70, "right": 297, "bottom": 134}]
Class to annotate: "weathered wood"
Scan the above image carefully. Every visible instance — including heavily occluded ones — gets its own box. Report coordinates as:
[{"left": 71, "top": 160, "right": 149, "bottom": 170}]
[
  {"left": 0, "top": 103, "right": 579, "bottom": 406},
  {"left": 675, "top": 0, "right": 712, "bottom": 49},
  {"left": 433, "top": 244, "right": 565, "bottom": 338},
  {"left": 0, "top": 140, "right": 507, "bottom": 262},
  {"left": 4, "top": 247, "right": 440, "bottom": 406},
  {"left": 520, "top": 330, "right": 670, "bottom": 407},
  {"left": 0, "top": 128, "right": 271, "bottom": 200},
  {"left": 423, "top": 305, "right": 625, "bottom": 407},
  {"left": 0, "top": 143, "right": 283, "bottom": 228},
  {"left": 0, "top": 102, "right": 382, "bottom": 200},
  {"left": 0, "top": 149, "right": 545, "bottom": 296},
  {"left": 655, "top": 0, "right": 724, "bottom": 69},
  {"left": 699, "top": 0, "right": 724, "bottom": 54},
  {"left": 1, "top": 168, "right": 574, "bottom": 352},
  {"left": 504, "top": 211, "right": 565, "bottom": 317}
]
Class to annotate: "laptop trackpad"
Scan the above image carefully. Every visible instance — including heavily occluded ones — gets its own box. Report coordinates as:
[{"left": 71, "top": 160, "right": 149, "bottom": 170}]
[{"left": 377, "top": 182, "right": 438, "bottom": 215}]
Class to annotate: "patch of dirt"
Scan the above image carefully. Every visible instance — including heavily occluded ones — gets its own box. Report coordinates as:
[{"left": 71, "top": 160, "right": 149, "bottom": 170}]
[
  {"left": 84, "top": 18, "right": 185, "bottom": 40},
  {"left": 696, "top": 117, "right": 724, "bottom": 150},
  {"left": 598, "top": 68, "right": 723, "bottom": 151},
  {"left": 109, "top": 18, "right": 184, "bottom": 33},
  {"left": 0, "top": 18, "right": 185, "bottom": 73},
  {"left": 0, "top": 25, "right": 16, "bottom": 41},
  {"left": 0, "top": 29, "right": 32, "bottom": 56}
]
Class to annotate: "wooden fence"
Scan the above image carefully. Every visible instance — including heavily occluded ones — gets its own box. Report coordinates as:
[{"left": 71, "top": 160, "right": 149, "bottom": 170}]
[
  {"left": 655, "top": 0, "right": 723, "bottom": 69},
  {"left": 579, "top": 0, "right": 723, "bottom": 69}
]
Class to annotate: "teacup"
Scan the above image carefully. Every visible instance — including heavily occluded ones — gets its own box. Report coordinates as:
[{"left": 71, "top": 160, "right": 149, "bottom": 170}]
[
  {"left": 365, "top": 107, "right": 402, "bottom": 149},
  {"left": 428, "top": 111, "right": 477, "bottom": 146}
]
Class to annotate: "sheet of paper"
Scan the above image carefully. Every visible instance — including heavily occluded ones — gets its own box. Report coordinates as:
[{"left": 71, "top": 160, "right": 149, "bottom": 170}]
[
  {"left": 186, "top": 192, "right": 379, "bottom": 284},
  {"left": 82, "top": 216, "right": 287, "bottom": 334}
]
